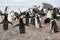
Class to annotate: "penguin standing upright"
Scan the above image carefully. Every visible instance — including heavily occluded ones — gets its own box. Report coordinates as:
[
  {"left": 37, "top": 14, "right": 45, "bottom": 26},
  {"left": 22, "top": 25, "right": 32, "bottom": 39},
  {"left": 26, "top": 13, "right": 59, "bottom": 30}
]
[
  {"left": 0, "top": 13, "right": 13, "bottom": 31},
  {"left": 14, "top": 16, "right": 25, "bottom": 34},
  {"left": 0, "top": 6, "right": 13, "bottom": 31},
  {"left": 35, "top": 15, "right": 39, "bottom": 28},
  {"left": 31, "top": 14, "right": 35, "bottom": 25},
  {"left": 50, "top": 19, "right": 58, "bottom": 33},
  {"left": 35, "top": 14, "right": 42, "bottom": 28},
  {"left": 26, "top": 12, "right": 30, "bottom": 25}
]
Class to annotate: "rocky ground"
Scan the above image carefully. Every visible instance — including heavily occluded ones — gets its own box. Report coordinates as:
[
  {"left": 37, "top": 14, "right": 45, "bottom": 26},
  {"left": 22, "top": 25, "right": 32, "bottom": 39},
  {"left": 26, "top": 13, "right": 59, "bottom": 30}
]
[{"left": 0, "top": 17, "right": 60, "bottom": 40}]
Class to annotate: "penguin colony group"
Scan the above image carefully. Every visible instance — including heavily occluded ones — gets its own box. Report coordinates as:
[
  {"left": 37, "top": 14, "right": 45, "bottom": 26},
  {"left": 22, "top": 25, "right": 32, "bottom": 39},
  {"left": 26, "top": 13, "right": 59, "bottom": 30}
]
[{"left": 0, "top": 6, "right": 60, "bottom": 34}]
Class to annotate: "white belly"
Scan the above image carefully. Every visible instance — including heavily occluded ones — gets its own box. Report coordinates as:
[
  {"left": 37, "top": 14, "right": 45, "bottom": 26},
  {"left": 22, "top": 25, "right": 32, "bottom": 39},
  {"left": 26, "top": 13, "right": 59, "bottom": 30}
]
[
  {"left": 8, "top": 14, "right": 12, "bottom": 22},
  {"left": 35, "top": 18, "right": 39, "bottom": 28},
  {"left": 0, "top": 16, "right": 3, "bottom": 22},
  {"left": 29, "top": 18, "right": 31, "bottom": 25}
]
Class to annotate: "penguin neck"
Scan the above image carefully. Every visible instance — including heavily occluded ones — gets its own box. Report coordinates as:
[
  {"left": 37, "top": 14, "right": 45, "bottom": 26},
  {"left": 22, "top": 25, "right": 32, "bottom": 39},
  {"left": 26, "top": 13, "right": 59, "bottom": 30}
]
[{"left": 4, "top": 14, "right": 8, "bottom": 21}]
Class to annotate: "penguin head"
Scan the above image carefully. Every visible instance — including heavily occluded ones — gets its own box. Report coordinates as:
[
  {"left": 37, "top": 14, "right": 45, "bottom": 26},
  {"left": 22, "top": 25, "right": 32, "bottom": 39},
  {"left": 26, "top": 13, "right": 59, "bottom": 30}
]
[
  {"left": 19, "top": 15, "right": 24, "bottom": 22},
  {"left": 19, "top": 18, "right": 23, "bottom": 23}
]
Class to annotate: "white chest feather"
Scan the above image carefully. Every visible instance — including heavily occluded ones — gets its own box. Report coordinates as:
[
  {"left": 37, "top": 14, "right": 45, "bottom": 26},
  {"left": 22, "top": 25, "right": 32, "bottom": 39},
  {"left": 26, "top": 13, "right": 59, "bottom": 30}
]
[{"left": 35, "top": 18, "right": 39, "bottom": 28}]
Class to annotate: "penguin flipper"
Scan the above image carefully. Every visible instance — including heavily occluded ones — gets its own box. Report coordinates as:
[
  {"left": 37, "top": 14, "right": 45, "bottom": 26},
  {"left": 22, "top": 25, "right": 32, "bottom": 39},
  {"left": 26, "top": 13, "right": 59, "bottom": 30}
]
[
  {"left": 0, "top": 21, "right": 3, "bottom": 24},
  {"left": 18, "top": 14, "right": 21, "bottom": 17},
  {"left": 13, "top": 24, "right": 19, "bottom": 28},
  {"left": 1, "top": 14, "right": 4, "bottom": 15},
  {"left": 8, "top": 21, "right": 13, "bottom": 25}
]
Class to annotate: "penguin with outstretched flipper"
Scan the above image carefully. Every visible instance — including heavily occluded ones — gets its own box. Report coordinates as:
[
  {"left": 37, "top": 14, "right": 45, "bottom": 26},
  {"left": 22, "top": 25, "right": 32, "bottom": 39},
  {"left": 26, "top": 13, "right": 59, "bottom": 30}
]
[
  {"left": 0, "top": 13, "right": 13, "bottom": 31},
  {"left": 14, "top": 17, "right": 25, "bottom": 34}
]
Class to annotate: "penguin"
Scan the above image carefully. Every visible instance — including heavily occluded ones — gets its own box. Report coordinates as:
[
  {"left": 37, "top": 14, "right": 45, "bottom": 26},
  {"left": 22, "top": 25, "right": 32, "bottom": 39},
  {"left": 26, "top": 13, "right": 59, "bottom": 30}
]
[
  {"left": 25, "top": 12, "right": 30, "bottom": 26},
  {"left": 31, "top": 14, "right": 35, "bottom": 25},
  {"left": 50, "top": 19, "right": 58, "bottom": 33},
  {"left": 14, "top": 16, "right": 25, "bottom": 34},
  {"left": 35, "top": 14, "right": 42, "bottom": 28},
  {"left": 0, "top": 13, "right": 13, "bottom": 31},
  {"left": 28, "top": 10, "right": 32, "bottom": 25},
  {"left": 35, "top": 15, "right": 39, "bottom": 28}
]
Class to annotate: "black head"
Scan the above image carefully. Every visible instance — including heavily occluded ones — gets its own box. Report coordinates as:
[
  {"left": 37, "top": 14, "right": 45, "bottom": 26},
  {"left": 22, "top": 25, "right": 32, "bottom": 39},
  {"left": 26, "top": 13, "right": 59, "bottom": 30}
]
[
  {"left": 19, "top": 18, "right": 23, "bottom": 23},
  {"left": 3, "top": 13, "right": 8, "bottom": 21}
]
